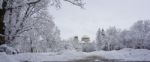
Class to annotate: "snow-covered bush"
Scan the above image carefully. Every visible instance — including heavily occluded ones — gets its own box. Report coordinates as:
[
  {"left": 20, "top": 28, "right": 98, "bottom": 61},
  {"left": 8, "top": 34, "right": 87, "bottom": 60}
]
[
  {"left": 0, "top": 44, "right": 18, "bottom": 54},
  {"left": 64, "top": 37, "right": 82, "bottom": 51},
  {"left": 82, "top": 42, "right": 95, "bottom": 52}
]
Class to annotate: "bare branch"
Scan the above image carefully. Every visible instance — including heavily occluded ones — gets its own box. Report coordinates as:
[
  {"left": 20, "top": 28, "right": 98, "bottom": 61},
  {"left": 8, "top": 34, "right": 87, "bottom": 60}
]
[
  {"left": 27, "top": 0, "right": 41, "bottom": 5},
  {"left": 0, "top": 33, "right": 22, "bottom": 37},
  {"left": 64, "top": 0, "right": 84, "bottom": 8},
  {"left": 5, "top": 0, "right": 42, "bottom": 10},
  {"left": 0, "top": 34, "right": 5, "bottom": 37},
  {"left": 17, "top": 21, "right": 39, "bottom": 35}
]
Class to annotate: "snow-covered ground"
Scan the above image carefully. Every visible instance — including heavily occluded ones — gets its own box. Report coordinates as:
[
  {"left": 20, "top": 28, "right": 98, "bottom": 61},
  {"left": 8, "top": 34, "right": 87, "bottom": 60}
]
[
  {"left": 88, "top": 48, "right": 150, "bottom": 61},
  {"left": 0, "top": 48, "right": 150, "bottom": 62}
]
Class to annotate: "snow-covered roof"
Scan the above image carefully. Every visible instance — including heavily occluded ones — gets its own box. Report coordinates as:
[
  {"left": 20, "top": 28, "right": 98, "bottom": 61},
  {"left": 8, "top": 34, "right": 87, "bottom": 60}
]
[{"left": 82, "top": 35, "right": 89, "bottom": 38}]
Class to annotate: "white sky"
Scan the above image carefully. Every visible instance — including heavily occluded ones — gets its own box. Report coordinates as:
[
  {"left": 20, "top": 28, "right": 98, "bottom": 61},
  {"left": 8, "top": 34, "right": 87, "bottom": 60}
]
[{"left": 48, "top": 0, "right": 150, "bottom": 40}]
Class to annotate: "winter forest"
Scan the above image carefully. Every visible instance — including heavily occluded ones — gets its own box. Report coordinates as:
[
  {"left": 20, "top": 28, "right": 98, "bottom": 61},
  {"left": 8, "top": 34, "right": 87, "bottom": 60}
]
[{"left": 0, "top": 0, "right": 150, "bottom": 62}]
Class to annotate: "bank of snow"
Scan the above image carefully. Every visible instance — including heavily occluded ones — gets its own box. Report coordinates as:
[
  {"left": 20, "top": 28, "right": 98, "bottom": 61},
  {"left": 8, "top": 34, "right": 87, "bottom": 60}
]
[
  {"left": 0, "top": 48, "right": 150, "bottom": 62},
  {"left": 0, "top": 50, "right": 88, "bottom": 62},
  {"left": 89, "top": 48, "right": 150, "bottom": 61},
  {"left": 0, "top": 53, "right": 19, "bottom": 62}
]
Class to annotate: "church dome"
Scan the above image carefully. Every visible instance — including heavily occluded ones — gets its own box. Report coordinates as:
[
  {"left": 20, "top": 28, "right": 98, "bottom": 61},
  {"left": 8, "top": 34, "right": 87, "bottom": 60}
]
[{"left": 81, "top": 35, "right": 90, "bottom": 42}]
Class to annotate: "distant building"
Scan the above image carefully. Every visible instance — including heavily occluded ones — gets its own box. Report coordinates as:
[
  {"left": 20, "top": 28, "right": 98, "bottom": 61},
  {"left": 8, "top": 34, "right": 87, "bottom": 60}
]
[
  {"left": 81, "top": 35, "right": 90, "bottom": 43},
  {"left": 73, "top": 36, "right": 79, "bottom": 42},
  {"left": 72, "top": 36, "right": 82, "bottom": 51}
]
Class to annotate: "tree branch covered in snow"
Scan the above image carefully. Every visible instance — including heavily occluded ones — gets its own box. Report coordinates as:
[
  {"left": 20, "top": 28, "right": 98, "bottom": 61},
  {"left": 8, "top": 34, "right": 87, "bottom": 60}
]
[
  {"left": 0, "top": 0, "right": 85, "bottom": 52},
  {"left": 64, "top": 0, "right": 84, "bottom": 8}
]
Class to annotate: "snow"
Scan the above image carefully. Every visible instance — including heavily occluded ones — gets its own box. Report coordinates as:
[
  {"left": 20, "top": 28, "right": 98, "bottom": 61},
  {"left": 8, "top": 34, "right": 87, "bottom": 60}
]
[
  {"left": 0, "top": 0, "right": 2, "bottom": 9},
  {"left": 0, "top": 50, "right": 87, "bottom": 62},
  {"left": 0, "top": 48, "right": 150, "bottom": 62},
  {"left": 0, "top": 53, "right": 18, "bottom": 62},
  {"left": 89, "top": 48, "right": 150, "bottom": 61},
  {"left": 0, "top": 44, "right": 18, "bottom": 54}
]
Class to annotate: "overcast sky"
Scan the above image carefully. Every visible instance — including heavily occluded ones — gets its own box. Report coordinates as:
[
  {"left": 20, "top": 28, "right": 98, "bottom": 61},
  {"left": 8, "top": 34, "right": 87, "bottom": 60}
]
[{"left": 48, "top": 0, "right": 150, "bottom": 40}]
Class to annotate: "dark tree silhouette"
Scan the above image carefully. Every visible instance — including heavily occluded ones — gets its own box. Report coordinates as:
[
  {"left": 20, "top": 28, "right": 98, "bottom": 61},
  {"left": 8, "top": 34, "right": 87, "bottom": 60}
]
[{"left": 0, "top": 0, "right": 7, "bottom": 45}]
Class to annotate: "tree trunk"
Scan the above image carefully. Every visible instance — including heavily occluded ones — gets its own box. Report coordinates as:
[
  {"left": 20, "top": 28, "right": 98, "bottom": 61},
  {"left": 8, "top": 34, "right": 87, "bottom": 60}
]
[{"left": 0, "top": 0, "right": 6, "bottom": 45}]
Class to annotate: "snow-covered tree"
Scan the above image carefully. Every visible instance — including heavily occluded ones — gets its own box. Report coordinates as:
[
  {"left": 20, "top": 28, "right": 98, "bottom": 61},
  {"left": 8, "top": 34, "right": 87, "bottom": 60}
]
[
  {"left": 0, "top": 0, "right": 84, "bottom": 53},
  {"left": 119, "top": 30, "right": 134, "bottom": 48},
  {"left": 118, "top": 20, "right": 150, "bottom": 49},
  {"left": 13, "top": 10, "right": 62, "bottom": 52},
  {"left": 144, "top": 32, "right": 150, "bottom": 49},
  {"left": 130, "top": 20, "right": 150, "bottom": 49},
  {"left": 1, "top": 0, "right": 50, "bottom": 46},
  {"left": 96, "top": 28, "right": 107, "bottom": 50},
  {"left": 0, "top": 0, "right": 5, "bottom": 45},
  {"left": 96, "top": 27, "right": 123, "bottom": 51},
  {"left": 95, "top": 20, "right": 150, "bottom": 50},
  {"left": 66, "top": 36, "right": 82, "bottom": 51},
  {"left": 105, "top": 27, "right": 122, "bottom": 50}
]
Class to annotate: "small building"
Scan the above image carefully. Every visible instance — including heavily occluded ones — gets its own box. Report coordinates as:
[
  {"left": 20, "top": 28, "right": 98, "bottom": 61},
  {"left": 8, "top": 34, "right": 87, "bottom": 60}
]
[
  {"left": 81, "top": 35, "right": 90, "bottom": 43},
  {"left": 73, "top": 36, "right": 79, "bottom": 42},
  {"left": 72, "top": 36, "right": 82, "bottom": 51}
]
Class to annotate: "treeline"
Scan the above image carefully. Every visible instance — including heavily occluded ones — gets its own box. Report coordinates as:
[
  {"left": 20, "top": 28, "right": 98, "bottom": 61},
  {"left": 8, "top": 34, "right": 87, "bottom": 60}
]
[{"left": 96, "top": 20, "right": 150, "bottom": 51}]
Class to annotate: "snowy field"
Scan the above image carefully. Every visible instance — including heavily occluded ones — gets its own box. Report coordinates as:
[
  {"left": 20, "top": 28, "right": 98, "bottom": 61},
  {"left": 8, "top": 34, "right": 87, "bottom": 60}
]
[{"left": 0, "top": 48, "right": 150, "bottom": 62}]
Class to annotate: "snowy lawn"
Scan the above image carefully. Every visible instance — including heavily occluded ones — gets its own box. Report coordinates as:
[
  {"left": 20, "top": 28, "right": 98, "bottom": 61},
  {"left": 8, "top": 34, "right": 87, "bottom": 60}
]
[
  {"left": 89, "top": 48, "right": 150, "bottom": 61},
  {"left": 0, "top": 48, "right": 150, "bottom": 62}
]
